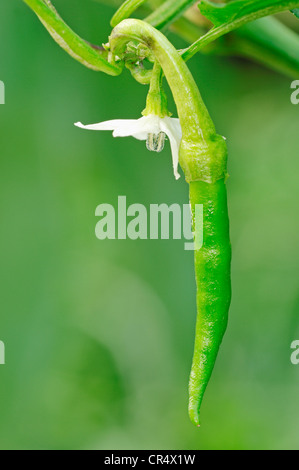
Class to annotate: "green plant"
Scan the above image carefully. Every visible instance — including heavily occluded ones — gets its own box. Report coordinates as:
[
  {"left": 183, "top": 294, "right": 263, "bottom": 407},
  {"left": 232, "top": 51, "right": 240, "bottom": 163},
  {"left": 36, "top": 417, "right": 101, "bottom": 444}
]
[{"left": 21, "top": 0, "right": 299, "bottom": 425}]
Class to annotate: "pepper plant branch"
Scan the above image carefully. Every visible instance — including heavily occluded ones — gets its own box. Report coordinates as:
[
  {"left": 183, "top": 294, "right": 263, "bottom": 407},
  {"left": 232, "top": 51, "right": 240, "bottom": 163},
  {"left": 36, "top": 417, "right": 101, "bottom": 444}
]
[
  {"left": 97, "top": 0, "right": 299, "bottom": 78},
  {"left": 182, "top": 0, "right": 299, "bottom": 61},
  {"left": 23, "top": 0, "right": 299, "bottom": 79},
  {"left": 111, "top": 0, "right": 148, "bottom": 26},
  {"left": 110, "top": 18, "right": 227, "bottom": 183},
  {"left": 22, "top": 0, "right": 123, "bottom": 75},
  {"left": 178, "top": 14, "right": 299, "bottom": 78},
  {"left": 43, "top": 0, "right": 57, "bottom": 14},
  {"left": 125, "top": 60, "right": 153, "bottom": 84},
  {"left": 143, "top": 0, "right": 299, "bottom": 77},
  {"left": 143, "top": 62, "right": 170, "bottom": 117},
  {"left": 145, "top": 0, "right": 198, "bottom": 29}
]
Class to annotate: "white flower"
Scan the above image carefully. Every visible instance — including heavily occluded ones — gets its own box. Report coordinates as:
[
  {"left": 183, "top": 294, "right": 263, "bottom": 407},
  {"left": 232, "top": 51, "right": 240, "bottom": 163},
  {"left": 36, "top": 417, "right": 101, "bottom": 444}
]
[{"left": 74, "top": 114, "right": 182, "bottom": 180}]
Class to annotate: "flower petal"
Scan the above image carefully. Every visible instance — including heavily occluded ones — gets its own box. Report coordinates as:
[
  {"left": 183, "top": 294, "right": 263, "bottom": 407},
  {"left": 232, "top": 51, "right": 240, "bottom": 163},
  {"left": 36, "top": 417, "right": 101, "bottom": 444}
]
[
  {"left": 74, "top": 119, "right": 138, "bottom": 132},
  {"left": 126, "top": 115, "right": 162, "bottom": 140},
  {"left": 75, "top": 115, "right": 183, "bottom": 180},
  {"left": 74, "top": 115, "right": 163, "bottom": 141},
  {"left": 160, "top": 117, "right": 182, "bottom": 180}
]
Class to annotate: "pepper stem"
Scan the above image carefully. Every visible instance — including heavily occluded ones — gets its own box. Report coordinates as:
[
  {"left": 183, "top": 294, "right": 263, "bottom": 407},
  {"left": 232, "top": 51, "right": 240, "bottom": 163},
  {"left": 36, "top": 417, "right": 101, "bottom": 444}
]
[
  {"left": 110, "top": 19, "right": 227, "bottom": 183},
  {"left": 143, "top": 62, "right": 170, "bottom": 118}
]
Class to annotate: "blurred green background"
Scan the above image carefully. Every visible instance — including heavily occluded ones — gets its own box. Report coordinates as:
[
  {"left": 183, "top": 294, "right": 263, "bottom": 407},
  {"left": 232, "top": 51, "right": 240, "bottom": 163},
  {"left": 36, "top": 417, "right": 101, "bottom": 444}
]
[{"left": 1, "top": 0, "right": 299, "bottom": 450}]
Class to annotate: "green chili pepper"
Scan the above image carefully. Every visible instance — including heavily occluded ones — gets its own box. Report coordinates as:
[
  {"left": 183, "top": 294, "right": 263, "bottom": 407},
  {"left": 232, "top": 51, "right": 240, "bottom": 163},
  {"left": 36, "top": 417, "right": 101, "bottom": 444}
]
[
  {"left": 19, "top": 0, "right": 299, "bottom": 427},
  {"left": 22, "top": 0, "right": 232, "bottom": 425},
  {"left": 189, "top": 180, "right": 231, "bottom": 426},
  {"left": 110, "top": 19, "right": 231, "bottom": 426}
]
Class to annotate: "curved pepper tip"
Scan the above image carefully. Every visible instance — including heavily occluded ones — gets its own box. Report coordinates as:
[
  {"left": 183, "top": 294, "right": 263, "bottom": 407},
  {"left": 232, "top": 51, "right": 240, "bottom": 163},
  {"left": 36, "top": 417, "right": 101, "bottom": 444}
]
[{"left": 188, "top": 407, "right": 201, "bottom": 428}]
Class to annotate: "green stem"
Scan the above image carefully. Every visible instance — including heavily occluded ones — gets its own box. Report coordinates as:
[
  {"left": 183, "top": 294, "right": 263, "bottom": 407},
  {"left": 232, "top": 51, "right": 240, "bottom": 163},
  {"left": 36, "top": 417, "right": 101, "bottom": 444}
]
[
  {"left": 56, "top": 0, "right": 299, "bottom": 79},
  {"left": 182, "top": 1, "right": 299, "bottom": 61},
  {"left": 148, "top": 6, "right": 299, "bottom": 78},
  {"left": 43, "top": 0, "right": 57, "bottom": 13},
  {"left": 125, "top": 61, "right": 153, "bottom": 84},
  {"left": 111, "top": 0, "right": 148, "bottom": 27},
  {"left": 143, "top": 62, "right": 170, "bottom": 117},
  {"left": 146, "top": 0, "right": 198, "bottom": 30},
  {"left": 110, "top": 18, "right": 227, "bottom": 183},
  {"left": 22, "top": 0, "right": 123, "bottom": 75}
]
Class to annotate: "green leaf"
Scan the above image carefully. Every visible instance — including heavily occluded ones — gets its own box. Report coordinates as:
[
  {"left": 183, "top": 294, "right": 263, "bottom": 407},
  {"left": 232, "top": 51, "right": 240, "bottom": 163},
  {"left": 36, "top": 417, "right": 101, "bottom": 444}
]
[
  {"left": 291, "top": 8, "right": 299, "bottom": 18},
  {"left": 200, "top": 0, "right": 298, "bottom": 27}
]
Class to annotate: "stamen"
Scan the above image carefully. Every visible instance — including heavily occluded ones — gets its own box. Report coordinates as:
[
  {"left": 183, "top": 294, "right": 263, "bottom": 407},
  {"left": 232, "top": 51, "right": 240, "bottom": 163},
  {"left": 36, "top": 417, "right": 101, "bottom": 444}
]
[{"left": 146, "top": 132, "right": 166, "bottom": 153}]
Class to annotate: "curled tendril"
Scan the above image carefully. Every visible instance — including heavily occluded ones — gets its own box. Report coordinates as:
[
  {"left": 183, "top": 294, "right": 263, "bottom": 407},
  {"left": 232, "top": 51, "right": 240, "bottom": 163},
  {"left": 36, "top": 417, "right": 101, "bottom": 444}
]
[{"left": 125, "top": 61, "right": 153, "bottom": 85}]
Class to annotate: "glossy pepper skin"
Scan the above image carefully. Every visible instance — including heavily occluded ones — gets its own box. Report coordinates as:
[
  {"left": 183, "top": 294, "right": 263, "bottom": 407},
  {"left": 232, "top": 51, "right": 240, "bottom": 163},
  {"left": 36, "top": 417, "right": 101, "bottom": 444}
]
[{"left": 188, "top": 180, "right": 232, "bottom": 426}]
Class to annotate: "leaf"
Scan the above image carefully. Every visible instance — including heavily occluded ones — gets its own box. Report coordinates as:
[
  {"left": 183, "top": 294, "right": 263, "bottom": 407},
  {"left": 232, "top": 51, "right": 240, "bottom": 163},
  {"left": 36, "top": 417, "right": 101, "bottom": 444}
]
[
  {"left": 291, "top": 8, "right": 299, "bottom": 18},
  {"left": 199, "top": 0, "right": 298, "bottom": 27}
]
